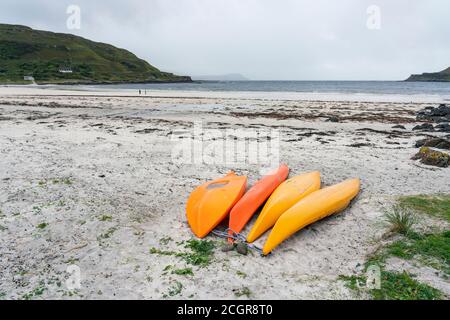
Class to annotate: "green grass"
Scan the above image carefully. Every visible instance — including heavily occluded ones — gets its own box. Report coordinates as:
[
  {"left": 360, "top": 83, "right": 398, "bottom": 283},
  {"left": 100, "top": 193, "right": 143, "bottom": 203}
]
[
  {"left": 150, "top": 239, "right": 216, "bottom": 267},
  {"left": 371, "top": 271, "right": 442, "bottom": 300},
  {"left": 97, "top": 227, "right": 117, "bottom": 240},
  {"left": 149, "top": 247, "right": 179, "bottom": 256},
  {"left": 339, "top": 275, "right": 366, "bottom": 291},
  {"left": 22, "top": 284, "right": 46, "bottom": 300},
  {"left": 159, "top": 236, "right": 173, "bottom": 245},
  {"left": 183, "top": 239, "right": 215, "bottom": 266},
  {"left": 98, "top": 215, "right": 112, "bottom": 222},
  {"left": 0, "top": 23, "right": 190, "bottom": 84},
  {"left": 340, "top": 196, "right": 449, "bottom": 300},
  {"left": 172, "top": 268, "right": 194, "bottom": 276},
  {"left": 64, "top": 258, "right": 79, "bottom": 264},
  {"left": 164, "top": 281, "right": 183, "bottom": 298},
  {"left": 163, "top": 265, "right": 173, "bottom": 272},
  {"left": 36, "top": 222, "right": 48, "bottom": 229},
  {"left": 49, "top": 178, "right": 73, "bottom": 185},
  {"left": 386, "top": 231, "right": 450, "bottom": 274},
  {"left": 233, "top": 287, "right": 252, "bottom": 298},
  {"left": 398, "top": 195, "right": 450, "bottom": 222},
  {"left": 384, "top": 205, "right": 417, "bottom": 235},
  {"left": 38, "top": 177, "right": 73, "bottom": 186},
  {"left": 339, "top": 270, "right": 442, "bottom": 300}
]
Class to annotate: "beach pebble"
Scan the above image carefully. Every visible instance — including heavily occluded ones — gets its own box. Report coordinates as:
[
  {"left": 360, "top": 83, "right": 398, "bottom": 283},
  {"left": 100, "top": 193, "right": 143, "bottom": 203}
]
[
  {"left": 412, "top": 123, "right": 434, "bottom": 131},
  {"left": 415, "top": 137, "right": 450, "bottom": 150},
  {"left": 326, "top": 116, "right": 340, "bottom": 122},
  {"left": 236, "top": 243, "right": 248, "bottom": 255},
  {"left": 221, "top": 243, "right": 235, "bottom": 252}
]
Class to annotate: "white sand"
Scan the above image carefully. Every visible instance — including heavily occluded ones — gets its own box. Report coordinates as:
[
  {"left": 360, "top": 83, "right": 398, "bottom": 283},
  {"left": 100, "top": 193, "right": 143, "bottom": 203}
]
[{"left": 0, "top": 86, "right": 448, "bottom": 299}]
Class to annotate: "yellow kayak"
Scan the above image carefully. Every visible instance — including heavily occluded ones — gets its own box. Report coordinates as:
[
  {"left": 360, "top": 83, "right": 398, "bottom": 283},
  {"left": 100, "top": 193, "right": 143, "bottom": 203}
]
[
  {"left": 246, "top": 171, "right": 321, "bottom": 243},
  {"left": 262, "top": 178, "right": 360, "bottom": 255}
]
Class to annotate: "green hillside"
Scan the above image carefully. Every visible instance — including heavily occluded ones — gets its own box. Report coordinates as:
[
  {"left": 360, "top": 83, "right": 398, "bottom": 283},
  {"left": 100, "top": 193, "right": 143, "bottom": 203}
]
[
  {"left": 405, "top": 67, "right": 450, "bottom": 82},
  {"left": 0, "top": 24, "right": 191, "bottom": 84}
]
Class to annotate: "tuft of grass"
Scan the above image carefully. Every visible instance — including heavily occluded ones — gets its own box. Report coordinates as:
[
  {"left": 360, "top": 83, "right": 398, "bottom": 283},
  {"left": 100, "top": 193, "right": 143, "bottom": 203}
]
[
  {"left": 36, "top": 222, "right": 48, "bottom": 229},
  {"left": 22, "top": 284, "right": 46, "bottom": 300},
  {"left": 32, "top": 206, "right": 42, "bottom": 214},
  {"left": 97, "top": 227, "right": 117, "bottom": 240},
  {"left": 165, "top": 281, "right": 183, "bottom": 297},
  {"left": 149, "top": 239, "right": 216, "bottom": 267},
  {"left": 236, "top": 271, "right": 247, "bottom": 278},
  {"left": 98, "top": 215, "right": 112, "bottom": 222},
  {"left": 233, "top": 287, "right": 252, "bottom": 298},
  {"left": 64, "top": 258, "right": 79, "bottom": 264},
  {"left": 183, "top": 239, "right": 215, "bottom": 267},
  {"left": 52, "top": 178, "right": 73, "bottom": 185},
  {"left": 384, "top": 205, "right": 417, "bottom": 236},
  {"left": 172, "top": 268, "right": 194, "bottom": 276},
  {"left": 339, "top": 275, "right": 366, "bottom": 291},
  {"left": 159, "top": 236, "right": 173, "bottom": 245},
  {"left": 372, "top": 271, "right": 442, "bottom": 300},
  {"left": 149, "top": 247, "right": 179, "bottom": 256},
  {"left": 398, "top": 195, "right": 450, "bottom": 222},
  {"left": 163, "top": 265, "right": 173, "bottom": 272}
]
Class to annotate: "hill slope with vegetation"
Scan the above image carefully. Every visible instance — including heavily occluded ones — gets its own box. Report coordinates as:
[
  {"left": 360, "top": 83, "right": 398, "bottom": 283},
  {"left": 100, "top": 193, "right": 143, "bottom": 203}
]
[
  {"left": 405, "top": 67, "right": 450, "bottom": 82},
  {"left": 0, "top": 24, "right": 191, "bottom": 84}
]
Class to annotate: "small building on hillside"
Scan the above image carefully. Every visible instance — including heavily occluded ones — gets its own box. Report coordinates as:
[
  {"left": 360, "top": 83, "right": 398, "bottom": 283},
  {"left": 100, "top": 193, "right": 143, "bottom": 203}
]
[
  {"left": 59, "top": 67, "right": 73, "bottom": 73},
  {"left": 24, "top": 76, "right": 35, "bottom": 81}
]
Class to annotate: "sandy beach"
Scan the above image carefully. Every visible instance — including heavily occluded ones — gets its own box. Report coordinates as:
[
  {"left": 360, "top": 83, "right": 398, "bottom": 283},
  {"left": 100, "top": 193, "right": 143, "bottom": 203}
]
[{"left": 0, "top": 86, "right": 449, "bottom": 300}]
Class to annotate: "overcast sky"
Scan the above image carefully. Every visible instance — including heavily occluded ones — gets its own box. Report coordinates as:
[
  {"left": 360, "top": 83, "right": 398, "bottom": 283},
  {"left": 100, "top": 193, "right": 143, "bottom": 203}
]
[{"left": 1, "top": 0, "right": 449, "bottom": 80}]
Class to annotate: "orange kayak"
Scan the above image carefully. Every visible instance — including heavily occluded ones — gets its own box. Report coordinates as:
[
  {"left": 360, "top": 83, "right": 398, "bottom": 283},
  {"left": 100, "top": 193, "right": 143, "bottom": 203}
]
[
  {"left": 186, "top": 172, "right": 247, "bottom": 238},
  {"left": 228, "top": 165, "right": 289, "bottom": 240}
]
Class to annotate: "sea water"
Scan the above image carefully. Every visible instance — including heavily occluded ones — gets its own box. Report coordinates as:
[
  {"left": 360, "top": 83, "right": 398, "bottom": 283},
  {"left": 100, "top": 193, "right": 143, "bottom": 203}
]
[{"left": 69, "top": 81, "right": 450, "bottom": 103}]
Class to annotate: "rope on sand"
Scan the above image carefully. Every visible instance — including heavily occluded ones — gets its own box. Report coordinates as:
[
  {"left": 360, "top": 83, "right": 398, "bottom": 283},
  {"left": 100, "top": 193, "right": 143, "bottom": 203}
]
[{"left": 212, "top": 228, "right": 264, "bottom": 256}]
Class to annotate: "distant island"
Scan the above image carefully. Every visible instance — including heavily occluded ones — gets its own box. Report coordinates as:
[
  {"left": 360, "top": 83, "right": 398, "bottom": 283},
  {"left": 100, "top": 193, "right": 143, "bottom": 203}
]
[
  {"left": 0, "top": 24, "right": 191, "bottom": 85},
  {"left": 192, "top": 73, "right": 249, "bottom": 81},
  {"left": 405, "top": 66, "right": 450, "bottom": 82}
]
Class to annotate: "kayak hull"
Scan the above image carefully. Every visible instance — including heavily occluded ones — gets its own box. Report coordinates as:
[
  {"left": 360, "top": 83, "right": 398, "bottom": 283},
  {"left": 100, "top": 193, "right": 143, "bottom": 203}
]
[
  {"left": 229, "top": 165, "right": 289, "bottom": 238},
  {"left": 263, "top": 178, "right": 360, "bottom": 255},
  {"left": 246, "top": 171, "right": 321, "bottom": 243},
  {"left": 186, "top": 172, "right": 247, "bottom": 238}
]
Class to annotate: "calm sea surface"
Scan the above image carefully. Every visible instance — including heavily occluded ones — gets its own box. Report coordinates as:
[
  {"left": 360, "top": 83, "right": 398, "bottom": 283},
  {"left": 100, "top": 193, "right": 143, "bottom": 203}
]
[{"left": 90, "top": 81, "right": 450, "bottom": 96}]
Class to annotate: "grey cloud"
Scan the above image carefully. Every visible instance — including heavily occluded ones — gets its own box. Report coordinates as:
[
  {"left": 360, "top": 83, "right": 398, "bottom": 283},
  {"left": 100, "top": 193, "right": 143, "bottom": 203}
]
[{"left": 1, "top": 0, "right": 449, "bottom": 80}]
